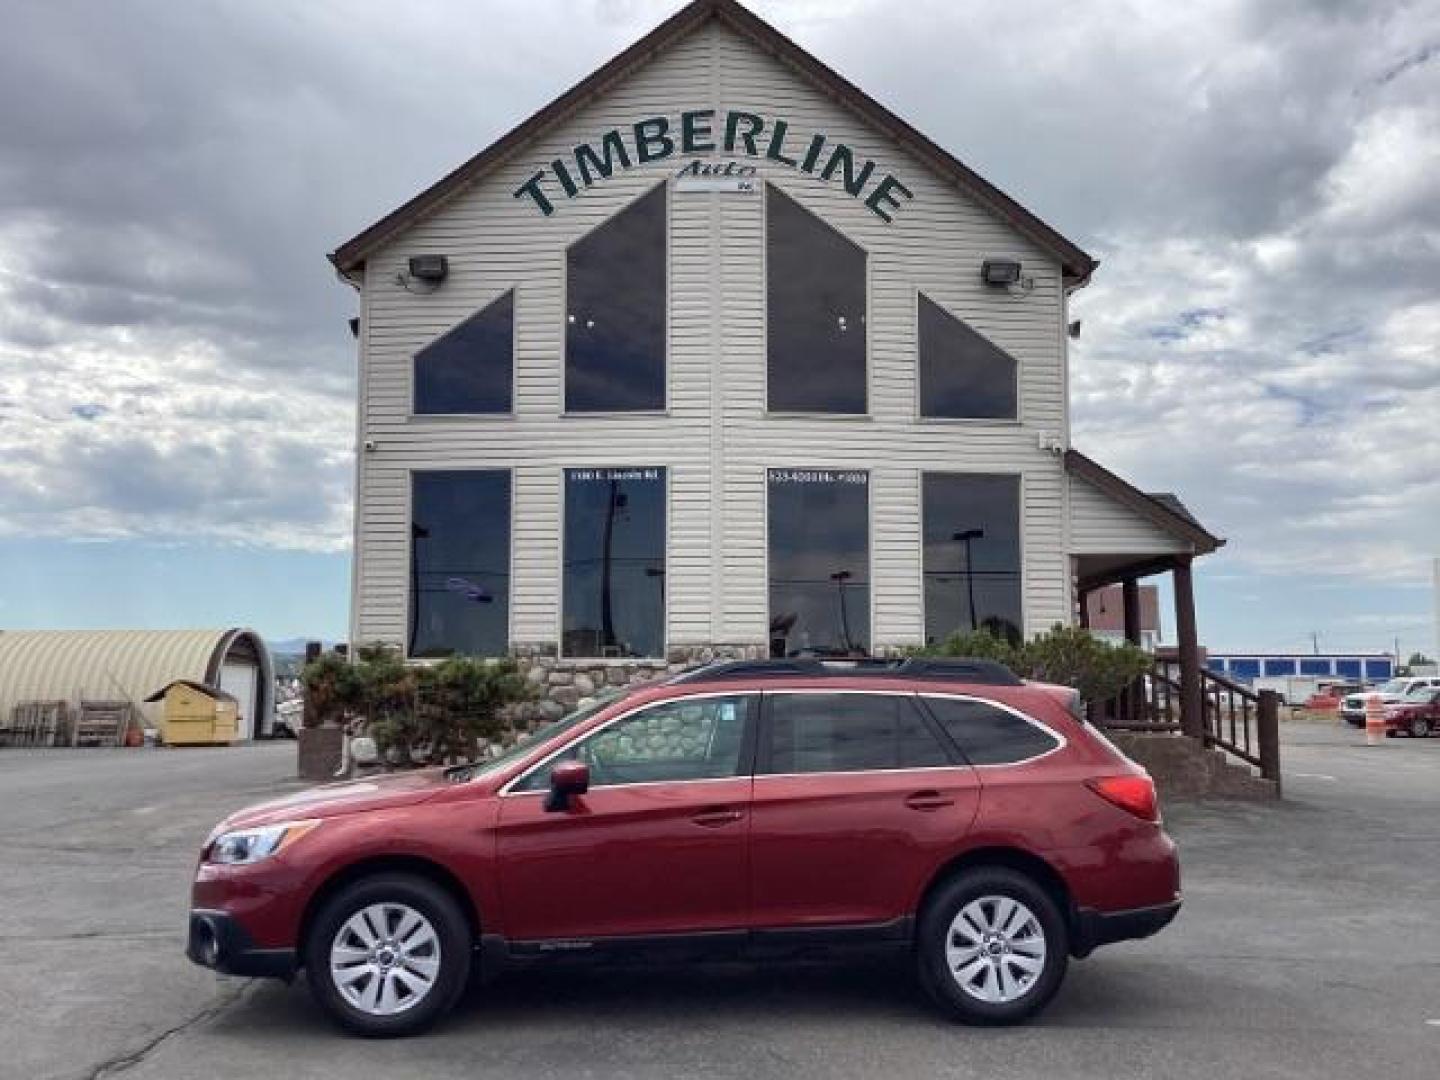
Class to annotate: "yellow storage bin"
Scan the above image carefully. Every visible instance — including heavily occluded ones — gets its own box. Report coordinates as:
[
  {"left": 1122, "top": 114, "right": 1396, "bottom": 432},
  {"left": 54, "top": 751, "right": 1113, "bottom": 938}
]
[{"left": 143, "top": 681, "right": 240, "bottom": 746}]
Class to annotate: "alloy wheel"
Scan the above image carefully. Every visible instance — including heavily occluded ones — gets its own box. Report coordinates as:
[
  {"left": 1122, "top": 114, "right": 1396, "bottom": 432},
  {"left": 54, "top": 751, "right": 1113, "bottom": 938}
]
[
  {"left": 329, "top": 903, "right": 441, "bottom": 1017},
  {"left": 944, "top": 895, "right": 1048, "bottom": 1004}
]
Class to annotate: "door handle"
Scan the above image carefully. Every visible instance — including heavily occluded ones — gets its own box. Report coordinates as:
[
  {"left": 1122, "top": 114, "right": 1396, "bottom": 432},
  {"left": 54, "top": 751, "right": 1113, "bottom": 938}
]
[
  {"left": 691, "top": 807, "right": 744, "bottom": 827},
  {"left": 904, "top": 790, "right": 955, "bottom": 811}
]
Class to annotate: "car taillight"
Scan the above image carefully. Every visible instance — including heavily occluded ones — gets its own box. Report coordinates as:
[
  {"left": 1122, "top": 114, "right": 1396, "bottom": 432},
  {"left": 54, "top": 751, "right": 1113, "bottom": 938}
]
[{"left": 1086, "top": 774, "right": 1160, "bottom": 822}]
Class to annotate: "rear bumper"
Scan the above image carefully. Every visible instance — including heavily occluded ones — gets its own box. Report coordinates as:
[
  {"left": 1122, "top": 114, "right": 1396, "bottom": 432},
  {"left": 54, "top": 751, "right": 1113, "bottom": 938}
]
[
  {"left": 1072, "top": 899, "right": 1181, "bottom": 958},
  {"left": 186, "top": 909, "right": 297, "bottom": 979}
]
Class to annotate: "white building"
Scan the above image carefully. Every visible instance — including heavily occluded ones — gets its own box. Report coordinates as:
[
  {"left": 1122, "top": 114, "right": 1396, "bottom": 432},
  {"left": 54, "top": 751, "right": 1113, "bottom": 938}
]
[{"left": 330, "top": 0, "right": 1222, "bottom": 709}]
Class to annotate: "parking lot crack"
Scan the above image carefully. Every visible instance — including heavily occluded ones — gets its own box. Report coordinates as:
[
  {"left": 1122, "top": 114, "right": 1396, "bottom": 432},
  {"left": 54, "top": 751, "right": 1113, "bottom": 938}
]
[
  {"left": 82, "top": 982, "right": 255, "bottom": 1080},
  {"left": 0, "top": 928, "right": 173, "bottom": 945}
]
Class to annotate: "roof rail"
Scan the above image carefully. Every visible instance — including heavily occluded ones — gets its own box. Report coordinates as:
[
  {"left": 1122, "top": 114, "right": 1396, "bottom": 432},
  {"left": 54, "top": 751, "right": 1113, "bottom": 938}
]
[{"left": 665, "top": 657, "right": 1022, "bottom": 687}]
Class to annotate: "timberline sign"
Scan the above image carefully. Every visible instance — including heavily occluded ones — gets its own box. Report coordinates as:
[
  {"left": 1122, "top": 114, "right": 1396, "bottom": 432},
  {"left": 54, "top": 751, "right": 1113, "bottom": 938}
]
[{"left": 513, "top": 109, "right": 914, "bottom": 223}]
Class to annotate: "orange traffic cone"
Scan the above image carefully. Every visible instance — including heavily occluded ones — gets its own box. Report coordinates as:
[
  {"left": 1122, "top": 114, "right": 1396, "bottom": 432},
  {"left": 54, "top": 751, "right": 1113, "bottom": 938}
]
[{"left": 1364, "top": 693, "right": 1386, "bottom": 746}]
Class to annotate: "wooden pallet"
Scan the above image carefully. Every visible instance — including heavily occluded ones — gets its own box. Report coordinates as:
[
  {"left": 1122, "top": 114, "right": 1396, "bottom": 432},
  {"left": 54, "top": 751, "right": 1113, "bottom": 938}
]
[
  {"left": 75, "top": 701, "right": 132, "bottom": 748},
  {"left": 3, "top": 701, "right": 70, "bottom": 747}
]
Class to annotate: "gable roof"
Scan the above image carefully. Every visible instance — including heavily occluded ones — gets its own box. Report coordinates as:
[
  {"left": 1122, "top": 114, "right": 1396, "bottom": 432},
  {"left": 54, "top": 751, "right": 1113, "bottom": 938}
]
[
  {"left": 329, "top": 0, "right": 1097, "bottom": 284},
  {"left": 1065, "top": 449, "right": 1224, "bottom": 555},
  {"left": 142, "top": 679, "right": 238, "bottom": 704}
]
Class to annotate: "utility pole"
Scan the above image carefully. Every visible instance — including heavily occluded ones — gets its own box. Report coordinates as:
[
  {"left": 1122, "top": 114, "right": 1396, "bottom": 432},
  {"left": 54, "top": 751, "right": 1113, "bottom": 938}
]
[
  {"left": 830, "top": 570, "right": 854, "bottom": 653},
  {"left": 600, "top": 479, "right": 623, "bottom": 653},
  {"left": 953, "top": 528, "right": 984, "bottom": 632},
  {"left": 1311, "top": 631, "right": 1320, "bottom": 656}
]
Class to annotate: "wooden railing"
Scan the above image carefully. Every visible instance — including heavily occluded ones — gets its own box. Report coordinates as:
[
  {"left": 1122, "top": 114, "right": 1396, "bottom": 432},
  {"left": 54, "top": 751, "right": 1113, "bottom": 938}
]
[{"left": 1095, "top": 661, "right": 1282, "bottom": 789}]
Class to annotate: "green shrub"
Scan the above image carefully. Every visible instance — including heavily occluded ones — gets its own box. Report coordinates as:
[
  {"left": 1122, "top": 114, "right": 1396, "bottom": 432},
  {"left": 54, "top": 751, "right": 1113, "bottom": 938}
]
[
  {"left": 918, "top": 628, "right": 1023, "bottom": 671},
  {"left": 915, "top": 623, "right": 1151, "bottom": 704},
  {"left": 300, "top": 647, "right": 534, "bottom": 765},
  {"left": 1021, "top": 624, "right": 1152, "bottom": 704},
  {"left": 299, "top": 652, "right": 364, "bottom": 728},
  {"left": 416, "top": 657, "right": 533, "bottom": 764}
]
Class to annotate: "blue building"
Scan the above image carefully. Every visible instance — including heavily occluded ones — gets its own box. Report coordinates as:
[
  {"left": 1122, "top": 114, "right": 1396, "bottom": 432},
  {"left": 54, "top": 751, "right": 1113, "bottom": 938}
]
[{"left": 1207, "top": 653, "right": 1394, "bottom": 685}]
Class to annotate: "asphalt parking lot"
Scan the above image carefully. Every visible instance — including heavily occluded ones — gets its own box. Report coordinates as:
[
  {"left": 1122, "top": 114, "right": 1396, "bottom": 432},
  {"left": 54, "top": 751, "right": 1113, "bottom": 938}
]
[{"left": 1, "top": 723, "right": 1437, "bottom": 1080}]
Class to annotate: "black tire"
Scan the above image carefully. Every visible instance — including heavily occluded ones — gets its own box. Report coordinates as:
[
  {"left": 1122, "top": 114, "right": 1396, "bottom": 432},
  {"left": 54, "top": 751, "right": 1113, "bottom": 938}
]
[
  {"left": 916, "top": 867, "right": 1069, "bottom": 1025},
  {"left": 304, "top": 874, "right": 471, "bottom": 1036},
  {"left": 1411, "top": 717, "right": 1432, "bottom": 738}
]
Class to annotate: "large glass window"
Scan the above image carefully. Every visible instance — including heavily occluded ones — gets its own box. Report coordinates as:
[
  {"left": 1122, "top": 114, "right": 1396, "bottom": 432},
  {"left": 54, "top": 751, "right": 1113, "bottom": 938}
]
[
  {"left": 414, "top": 290, "right": 513, "bottom": 414},
  {"left": 767, "top": 469, "right": 870, "bottom": 657},
  {"left": 565, "top": 185, "right": 666, "bottom": 412},
  {"left": 765, "top": 693, "right": 949, "bottom": 774},
  {"left": 563, "top": 467, "right": 666, "bottom": 658},
  {"left": 409, "top": 470, "right": 511, "bottom": 658},
  {"left": 513, "top": 695, "right": 752, "bottom": 791},
  {"left": 766, "top": 185, "right": 867, "bottom": 413},
  {"left": 921, "top": 696, "right": 1059, "bottom": 765},
  {"left": 918, "top": 294, "right": 1017, "bottom": 419},
  {"left": 922, "top": 473, "right": 1023, "bottom": 646}
]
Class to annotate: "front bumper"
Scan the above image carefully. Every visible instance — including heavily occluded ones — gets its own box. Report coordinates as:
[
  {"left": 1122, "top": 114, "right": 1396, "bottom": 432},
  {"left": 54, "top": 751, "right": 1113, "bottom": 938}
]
[
  {"left": 1071, "top": 900, "right": 1181, "bottom": 958},
  {"left": 186, "top": 909, "right": 297, "bottom": 979}
]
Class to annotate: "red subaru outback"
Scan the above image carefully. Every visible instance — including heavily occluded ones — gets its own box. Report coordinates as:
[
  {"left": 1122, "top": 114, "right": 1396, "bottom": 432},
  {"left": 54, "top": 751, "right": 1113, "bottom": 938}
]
[{"left": 187, "top": 659, "right": 1180, "bottom": 1035}]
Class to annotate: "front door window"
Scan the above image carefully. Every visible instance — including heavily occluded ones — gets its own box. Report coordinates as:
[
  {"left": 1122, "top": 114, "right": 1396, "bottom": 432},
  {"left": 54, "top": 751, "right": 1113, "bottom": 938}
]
[{"left": 513, "top": 695, "right": 751, "bottom": 790}]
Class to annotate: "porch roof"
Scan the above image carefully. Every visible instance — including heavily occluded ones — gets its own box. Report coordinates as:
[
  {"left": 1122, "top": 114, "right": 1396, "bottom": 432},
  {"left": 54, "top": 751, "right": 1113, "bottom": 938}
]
[{"left": 1065, "top": 449, "right": 1224, "bottom": 590}]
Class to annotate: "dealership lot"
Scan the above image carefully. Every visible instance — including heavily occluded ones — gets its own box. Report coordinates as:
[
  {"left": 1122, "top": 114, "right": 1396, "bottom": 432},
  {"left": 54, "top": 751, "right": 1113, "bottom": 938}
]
[{"left": 2, "top": 725, "right": 1437, "bottom": 1080}]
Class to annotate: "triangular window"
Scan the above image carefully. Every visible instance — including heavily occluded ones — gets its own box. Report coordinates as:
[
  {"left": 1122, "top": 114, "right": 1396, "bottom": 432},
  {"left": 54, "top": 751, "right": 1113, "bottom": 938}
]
[
  {"left": 767, "top": 185, "right": 867, "bottom": 414},
  {"left": 414, "top": 291, "right": 514, "bottom": 414},
  {"left": 566, "top": 185, "right": 667, "bottom": 412},
  {"left": 918, "top": 294, "right": 1017, "bottom": 419}
]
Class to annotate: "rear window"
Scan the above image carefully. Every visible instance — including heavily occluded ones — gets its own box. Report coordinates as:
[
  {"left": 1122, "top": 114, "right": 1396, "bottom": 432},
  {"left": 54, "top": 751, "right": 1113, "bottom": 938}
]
[
  {"left": 921, "top": 696, "right": 1060, "bottom": 765},
  {"left": 766, "top": 693, "right": 951, "bottom": 774}
]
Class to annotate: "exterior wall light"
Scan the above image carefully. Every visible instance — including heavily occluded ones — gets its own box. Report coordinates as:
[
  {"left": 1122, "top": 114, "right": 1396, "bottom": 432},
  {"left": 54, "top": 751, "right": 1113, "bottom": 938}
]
[
  {"left": 407, "top": 254, "right": 449, "bottom": 284},
  {"left": 981, "top": 259, "right": 1023, "bottom": 286}
]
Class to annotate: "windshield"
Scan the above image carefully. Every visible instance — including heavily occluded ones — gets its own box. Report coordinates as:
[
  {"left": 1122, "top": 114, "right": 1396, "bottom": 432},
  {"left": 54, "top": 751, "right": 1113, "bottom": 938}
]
[
  {"left": 460, "top": 689, "right": 628, "bottom": 781},
  {"left": 1402, "top": 685, "right": 1436, "bottom": 700},
  {"left": 1378, "top": 679, "right": 1409, "bottom": 695}
]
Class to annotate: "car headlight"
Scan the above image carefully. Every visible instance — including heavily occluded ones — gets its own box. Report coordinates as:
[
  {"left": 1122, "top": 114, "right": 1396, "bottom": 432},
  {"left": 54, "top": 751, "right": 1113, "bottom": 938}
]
[{"left": 205, "top": 819, "right": 320, "bottom": 865}]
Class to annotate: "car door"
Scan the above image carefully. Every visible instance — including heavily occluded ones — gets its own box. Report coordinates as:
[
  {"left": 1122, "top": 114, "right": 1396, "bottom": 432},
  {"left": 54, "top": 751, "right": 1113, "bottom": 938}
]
[
  {"left": 495, "top": 693, "right": 756, "bottom": 943},
  {"left": 748, "top": 690, "right": 980, "bottom": 932}
]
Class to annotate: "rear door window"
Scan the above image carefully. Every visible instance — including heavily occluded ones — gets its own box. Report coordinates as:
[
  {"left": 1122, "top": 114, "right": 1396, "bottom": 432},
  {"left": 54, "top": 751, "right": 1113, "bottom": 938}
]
[
  {"left": 763, "top": 693, "right": 952, "bottom": 774},
  {"left": 921, "top": 696, "right": 1060, "bottom": 765}
]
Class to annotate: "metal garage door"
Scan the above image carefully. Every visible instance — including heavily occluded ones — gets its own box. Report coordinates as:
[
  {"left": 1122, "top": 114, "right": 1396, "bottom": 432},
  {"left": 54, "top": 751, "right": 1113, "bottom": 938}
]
[{"left": 220, "top": 662, "right": 258, "bottom": 740}]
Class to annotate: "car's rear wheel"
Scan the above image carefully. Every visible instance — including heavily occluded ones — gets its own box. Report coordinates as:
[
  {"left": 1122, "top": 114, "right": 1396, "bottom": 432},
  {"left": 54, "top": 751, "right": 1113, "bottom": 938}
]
[
  {"left": 1410, "top": 716, "right": 1432, "bottom": 738},
  {"left": 304, "top": 874, "right": 471, "bottom": 1036},
  {"left": 916, "top": 867, "right": 1068, "bottom": 1025}
]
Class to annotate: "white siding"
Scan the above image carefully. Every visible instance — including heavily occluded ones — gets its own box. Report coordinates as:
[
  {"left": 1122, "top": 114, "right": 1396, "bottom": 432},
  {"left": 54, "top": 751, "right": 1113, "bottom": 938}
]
[
  {"left": 1069, "top": 476, "right": 1190, "bottom": 555},
  {"left": 353, "top": 19, "right": 1073, "bottom": 653}
]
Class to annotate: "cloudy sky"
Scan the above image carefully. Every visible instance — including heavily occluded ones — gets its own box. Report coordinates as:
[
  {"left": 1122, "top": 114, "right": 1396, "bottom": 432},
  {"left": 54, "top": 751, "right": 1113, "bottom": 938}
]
[{"left": 1, "top": 0, "right": 1436, "bottom": 657}]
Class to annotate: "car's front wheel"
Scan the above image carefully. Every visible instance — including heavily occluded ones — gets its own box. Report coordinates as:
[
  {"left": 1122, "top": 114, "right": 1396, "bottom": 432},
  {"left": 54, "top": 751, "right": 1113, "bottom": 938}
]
[
  {"left": 1410, "top": 716, "right": 1432, "bottom": 738},
  {"left": 304, "top": 874, "right": 471, "bottom": 1036},
  {"left": 916, "top": 866, "right": 1068, "bottom": 1025}
]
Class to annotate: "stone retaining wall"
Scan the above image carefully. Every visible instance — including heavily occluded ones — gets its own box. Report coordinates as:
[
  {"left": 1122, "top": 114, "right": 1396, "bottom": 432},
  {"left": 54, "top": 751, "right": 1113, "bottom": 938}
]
[{"left": 509, "top": 643, "right": 768, "bottom": 723}]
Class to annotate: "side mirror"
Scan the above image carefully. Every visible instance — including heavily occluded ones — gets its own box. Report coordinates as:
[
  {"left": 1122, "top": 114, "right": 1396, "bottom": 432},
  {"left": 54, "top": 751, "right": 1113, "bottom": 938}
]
[{"left": 544, "top": 759, "right": 590, "bottom": 813}]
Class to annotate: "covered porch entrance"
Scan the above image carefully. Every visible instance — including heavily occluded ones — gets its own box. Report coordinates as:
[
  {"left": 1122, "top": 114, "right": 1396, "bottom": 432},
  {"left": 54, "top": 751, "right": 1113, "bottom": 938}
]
[{"left": 1066, "top": 451, "right": 1280, "bottom": 795}]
